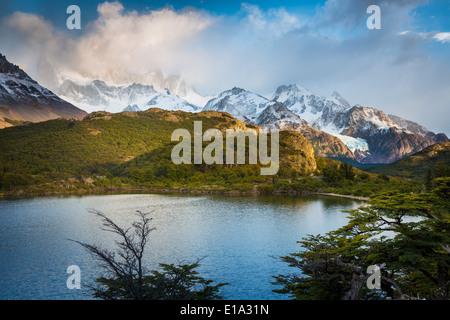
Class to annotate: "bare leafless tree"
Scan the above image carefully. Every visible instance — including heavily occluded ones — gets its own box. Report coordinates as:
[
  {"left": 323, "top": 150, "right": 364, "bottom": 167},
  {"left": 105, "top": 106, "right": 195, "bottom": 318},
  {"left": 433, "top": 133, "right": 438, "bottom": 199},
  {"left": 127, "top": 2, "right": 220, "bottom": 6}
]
[
  {"left": 70, "top": 209, "right": 227, "bottom": 300},
  {"left": 69, "top": 209, "right": 155, "bottom": 300}
]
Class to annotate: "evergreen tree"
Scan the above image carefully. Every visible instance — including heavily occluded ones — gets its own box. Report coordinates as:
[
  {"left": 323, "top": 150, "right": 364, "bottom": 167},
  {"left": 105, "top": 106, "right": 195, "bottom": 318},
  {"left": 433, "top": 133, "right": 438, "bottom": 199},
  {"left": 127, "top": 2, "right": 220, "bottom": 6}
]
[{"left": 273, "top": 177, "right": 450, "bottom": 300}]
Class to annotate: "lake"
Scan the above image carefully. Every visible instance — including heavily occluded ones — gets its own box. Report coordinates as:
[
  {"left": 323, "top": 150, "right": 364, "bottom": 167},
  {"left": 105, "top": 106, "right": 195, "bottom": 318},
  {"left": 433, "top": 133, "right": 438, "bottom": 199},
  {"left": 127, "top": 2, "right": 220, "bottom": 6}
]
[{"left": 0, "top": 192, "right": 364, "bottom": 300}]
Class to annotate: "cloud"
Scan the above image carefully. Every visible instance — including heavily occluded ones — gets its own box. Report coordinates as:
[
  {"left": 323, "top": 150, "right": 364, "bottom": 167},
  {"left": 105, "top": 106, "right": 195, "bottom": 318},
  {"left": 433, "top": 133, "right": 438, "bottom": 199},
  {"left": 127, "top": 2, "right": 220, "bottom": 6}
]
[
  {"left": 433, "top": 32, "right": 450, "bottom": 43},
  {"left": 72, "top": 2, "right": 214, "bottom": 83},
  {"left": 0, "top": 0, "right": 449, "bottom": 134},
  {"left": 0, "top": 1, "right": 214, "bottom": 87},
  {"left": 240, "top": 3, "right": 304, "bottom": 38},
  {"left": 400, "top": 30, "right": 450, "bottom": 43}
]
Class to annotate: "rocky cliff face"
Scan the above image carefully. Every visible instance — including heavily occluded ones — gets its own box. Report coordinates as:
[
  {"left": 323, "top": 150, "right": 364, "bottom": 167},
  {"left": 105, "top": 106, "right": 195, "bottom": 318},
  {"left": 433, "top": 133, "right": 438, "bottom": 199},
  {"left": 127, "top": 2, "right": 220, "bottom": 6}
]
[
  {"left": 331, "top": 106, "right": 448, "bottom": 163},
  {"left": 58, "top": 79, "right": 158, "bottom": 113},
  {"left": 272, "top": 85, "right": 448, "bottom": 164},
  {"left": 0, "top": 54, "right": 87, "bottom": 128},
  {"left": 256, "top": 103, "right": 355, "bottom": 161},
  {"left": 57, "top": 73, "right": 211, "bottom": 113},
  {"left": 278, "top": 131, "right": 317, "bottom": 175}
]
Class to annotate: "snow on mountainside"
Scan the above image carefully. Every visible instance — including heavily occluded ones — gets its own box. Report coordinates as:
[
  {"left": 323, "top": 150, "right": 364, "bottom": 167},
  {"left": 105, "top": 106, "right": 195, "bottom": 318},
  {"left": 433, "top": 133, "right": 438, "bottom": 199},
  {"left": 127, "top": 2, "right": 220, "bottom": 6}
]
[
  {"left": 203, "top": 87, "right": 274, "bottom": 123},
  {"left": 50, "top": 71, "right": 447, "bottom": 164},
  {"left": 256, "top": 102, "right": 310, "bottom": 131},
  {"left": 271, "top": 85, "right": 448, "bottom": 163},
  {"left": 0, "top": 54, "right": 87, "bottom": 128},
  {"left": 203, "top": 87, "right": 356, "bottom": 160},
  {"left": 205, "top": 83, "right": 447, "bottom": 164},
  {"left": 123, "top": 105, "right": 142, "bottom": 112},
  {"left": 271, "top": 84, "right": 350, "bottom": 126},
  {"left": 58, "top": 79, "right": 158, "bottom": 113},
  {"left": 57, "top": 76, "right": 211, "bottom": 114},
  {"left": 146, "top": 89, "right": 201, "bottom": 112},
  {"left": 388, "top": 114, "right": 440, "bottom": 137}
]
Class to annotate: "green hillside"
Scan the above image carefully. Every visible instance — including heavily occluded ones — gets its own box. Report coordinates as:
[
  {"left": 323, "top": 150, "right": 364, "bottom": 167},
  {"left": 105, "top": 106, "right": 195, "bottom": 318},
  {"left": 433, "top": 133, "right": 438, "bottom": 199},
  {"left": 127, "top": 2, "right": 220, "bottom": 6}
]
[
  {"left": 0, "top": 108, "right": 420, "bottom": 197},
  {"left": 366, "top": 141, "right": 450, "bottom": 180}
]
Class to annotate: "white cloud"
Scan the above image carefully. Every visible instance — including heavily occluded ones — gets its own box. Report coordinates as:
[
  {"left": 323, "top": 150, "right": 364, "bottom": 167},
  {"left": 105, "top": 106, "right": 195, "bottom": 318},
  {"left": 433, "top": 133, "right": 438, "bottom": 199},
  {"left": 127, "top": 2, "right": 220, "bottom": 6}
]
[
  {"left": 433, "top": 32, "right": 450, "bottom": 43},
  {"left": 69, "top": 1, "right": 214, "bottom": 84},
  {"left": 240, "top": 3, "right": 303, "bottom": 38}
]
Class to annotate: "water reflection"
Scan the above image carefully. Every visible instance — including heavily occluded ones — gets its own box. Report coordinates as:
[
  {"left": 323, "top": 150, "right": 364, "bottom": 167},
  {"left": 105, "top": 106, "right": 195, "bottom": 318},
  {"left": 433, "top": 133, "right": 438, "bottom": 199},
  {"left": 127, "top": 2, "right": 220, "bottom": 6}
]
[{"left": 0, "top": 193, "right": 364, "bottom": 300}]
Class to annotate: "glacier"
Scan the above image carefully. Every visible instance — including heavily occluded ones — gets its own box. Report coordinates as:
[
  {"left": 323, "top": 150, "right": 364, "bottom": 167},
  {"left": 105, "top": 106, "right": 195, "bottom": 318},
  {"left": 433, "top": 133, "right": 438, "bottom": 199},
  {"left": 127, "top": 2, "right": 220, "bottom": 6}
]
[{"left": 329, "top": 133, "right": 369, "bottom": 153}]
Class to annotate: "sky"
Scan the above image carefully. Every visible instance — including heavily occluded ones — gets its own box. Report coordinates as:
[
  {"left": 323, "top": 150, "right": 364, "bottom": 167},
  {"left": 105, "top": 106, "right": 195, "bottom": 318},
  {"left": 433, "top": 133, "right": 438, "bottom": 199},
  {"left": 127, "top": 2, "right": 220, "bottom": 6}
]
[{"left": 0, "top": 0, "right": 449, "bottom": 135}]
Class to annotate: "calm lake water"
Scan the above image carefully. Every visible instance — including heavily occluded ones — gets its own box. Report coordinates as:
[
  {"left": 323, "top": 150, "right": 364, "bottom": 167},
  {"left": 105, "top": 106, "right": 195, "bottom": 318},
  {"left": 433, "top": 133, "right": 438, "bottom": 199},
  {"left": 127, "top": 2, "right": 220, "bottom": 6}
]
[{"left": 0, "top": 192, "right": 364, "bottom": 300}]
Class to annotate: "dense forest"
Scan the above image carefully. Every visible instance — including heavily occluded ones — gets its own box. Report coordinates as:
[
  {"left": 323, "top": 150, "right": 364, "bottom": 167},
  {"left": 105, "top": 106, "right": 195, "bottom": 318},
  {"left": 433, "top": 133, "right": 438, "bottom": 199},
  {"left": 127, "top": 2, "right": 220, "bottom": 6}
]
[
  {"left": 0, "top": 108, "right": 431, "bottom": 198},
  {"left": 0, "top": 108, "right": 441, "bottom": 198}
]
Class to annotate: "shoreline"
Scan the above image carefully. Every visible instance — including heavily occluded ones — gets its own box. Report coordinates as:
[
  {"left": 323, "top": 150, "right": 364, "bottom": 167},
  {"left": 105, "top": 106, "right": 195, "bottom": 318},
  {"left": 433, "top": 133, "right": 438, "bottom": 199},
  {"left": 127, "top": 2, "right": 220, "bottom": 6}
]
[
  {"left": 0, "top": 186, "right": 370, "bottom": 201},
  {"left": 314, "top": 192, "right": 370, "bottom": 201}
]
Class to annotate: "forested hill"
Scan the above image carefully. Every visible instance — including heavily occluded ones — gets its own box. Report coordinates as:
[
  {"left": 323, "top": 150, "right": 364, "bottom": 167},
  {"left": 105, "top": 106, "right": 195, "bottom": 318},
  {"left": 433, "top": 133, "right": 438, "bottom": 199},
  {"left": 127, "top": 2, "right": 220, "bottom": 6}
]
[
  {"left": 367, "top": 141, "right": 450, "bottom": 180},
  {"left": 0, "top": 108, "right": 422, "bottom": 196}
]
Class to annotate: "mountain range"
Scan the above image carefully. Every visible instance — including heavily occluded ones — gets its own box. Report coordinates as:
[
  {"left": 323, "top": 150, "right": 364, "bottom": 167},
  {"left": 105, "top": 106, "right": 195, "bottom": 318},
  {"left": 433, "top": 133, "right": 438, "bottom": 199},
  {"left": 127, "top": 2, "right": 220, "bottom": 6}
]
[
  {"left": 57, "top": 77, "right": 211, "bottom": 113},
  {"left": 203, "top": 85, "right": 448, "bottom": 164},
  {"left": 0, "top": 53, "right": 447, "bottom": 165}
]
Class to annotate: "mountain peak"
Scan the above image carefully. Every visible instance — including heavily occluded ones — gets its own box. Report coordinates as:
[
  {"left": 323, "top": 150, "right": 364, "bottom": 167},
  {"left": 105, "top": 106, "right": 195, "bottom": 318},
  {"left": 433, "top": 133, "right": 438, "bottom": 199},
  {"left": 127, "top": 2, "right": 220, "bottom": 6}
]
[
  {"left": 0, "top": 53, "right": 87, "bottom": 127},
  {"left": 0, "top": 54, "right": 33, "bottom": 82},
  {"left": 229, "top": 87, "right": 246, "bottom": 95},
  {"left": 123, "top": 104, "right": 142, "bottom": 112},
  {"left": 273, "top": 84, "right": 311, "bottom": 97},
  {"left": 145, "top": 89, "right": 200, "bottom": 113},
  {"left": 330, "top": 91, "right": 351, "bottom": 108}
]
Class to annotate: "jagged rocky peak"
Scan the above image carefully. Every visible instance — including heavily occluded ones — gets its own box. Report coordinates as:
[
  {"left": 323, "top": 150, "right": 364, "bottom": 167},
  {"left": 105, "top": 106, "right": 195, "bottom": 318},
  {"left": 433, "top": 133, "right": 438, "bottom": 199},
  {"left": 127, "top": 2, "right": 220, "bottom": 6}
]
[
  {"left": 0, "top": 53, "right": 87, "bottom": 126},
  {"left": 0, "top": 54, "right": 33, "bottom": 81},
  {"left": 330, "top": 91, "right": 351, "bottom": 108},
  {"left": 123, "top": 104, "right": 141, "bottom": 112},
  {"left": 211, "top": 87, "right": 246, "bottom": 99},
  {"left": 56, "top": 73, "right": 210, "bottom": 113},
  {"left": 272, "top": 84, "right": 311, "bottom": 100},
  {"left": 204, "top": 87, "right": 275, "bottom": 124},
  {"left": 230, "top": 87, "right": 247, "bottom": 95}
]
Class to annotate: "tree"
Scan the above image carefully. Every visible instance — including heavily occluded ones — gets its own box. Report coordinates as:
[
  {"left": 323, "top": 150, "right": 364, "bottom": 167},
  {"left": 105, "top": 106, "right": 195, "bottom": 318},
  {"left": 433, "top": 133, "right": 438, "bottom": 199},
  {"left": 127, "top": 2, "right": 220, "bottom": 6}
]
[
  {"left": 273, "top": 178, "right": 450, "bottom": 300},
  {"left": 71, "top": 209, "right": 227, "bottom": 300},
  {"left": 1, "top": 172, "right": 30, "bottom": 190},
  {"left": 339, "top": 162, "right": 355, "bottom": 181}
]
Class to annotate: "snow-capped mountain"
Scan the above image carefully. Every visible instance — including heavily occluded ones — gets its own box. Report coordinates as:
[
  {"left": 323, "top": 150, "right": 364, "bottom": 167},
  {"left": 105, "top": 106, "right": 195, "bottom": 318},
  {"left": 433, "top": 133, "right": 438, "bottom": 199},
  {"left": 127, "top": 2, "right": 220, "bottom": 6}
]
[
  {"left": 57, "top": 76, "right": 211, "bottom": 114},
  {"left": 145, "top": 89, "right": 201, "bottom": 113},
  {"left": 388, "top": 114, "right": 447, "bottom": 140},
  {"left": 325, "top": 105, "right": 448, "bottom": 163},
  {"left": 271, "top": 84, "right": 448, "bottom": 163},
  {"left": 50, "top": 70, "right": 448, "bottom": 164},
  {"left": 271, "top": 84, "right": 351, "bottom": 127},
  {"left": 58, "top": 79, "right": 158, "bottom": 113},
  {"left": 123, "top": 105, "right": 142, "bottom": 112},
  {"left": 120, "top": 88, "right": 201, "bottom": 113},
  {"left": 0, "top": 54, "right": 87, "bottom": 129},
  {"left": 256, "top": 102, "right": 310, "bottom": 131},
  {"left": 203, "top": 87, "right": 356, "bottom": 160},
  {"left": 205, "top": 84, "right": 447, "bottom": 163},
  {"left": 203, "top": 87, "right": 275, "bottom": 123}
]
